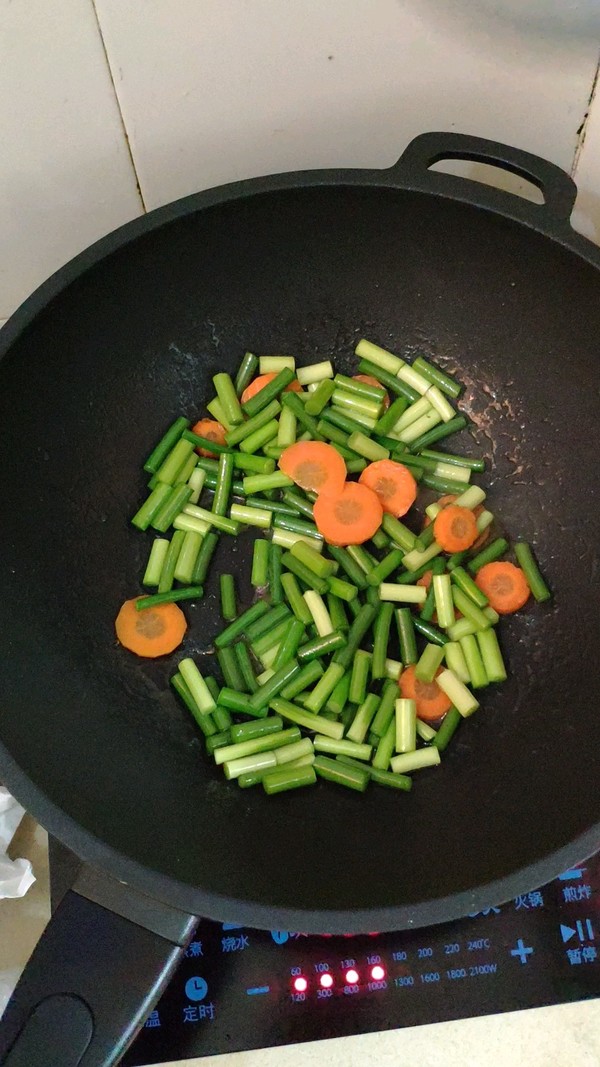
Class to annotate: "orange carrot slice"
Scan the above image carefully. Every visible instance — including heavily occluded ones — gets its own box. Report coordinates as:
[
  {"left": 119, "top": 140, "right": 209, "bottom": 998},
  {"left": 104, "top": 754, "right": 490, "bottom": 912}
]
[
  {"left": 191, "top": 418, "right": 227, "bottom": 458},
  {"left": 359, "top": 459, "right": 417, "bottom": 517},
  {"left": 313, "top": 481, "right": 383, "bottom": 546},
  {"left": 424, "top": 493, "right": 489, "bottom": 551},
  {"left": 278, "top": 441, "right": 346, "bottom": 496},
  {"left": 433, "top": 504, "right": 478, "bottom": 553},
  {"left": 240, "top": 373, "right": 302, "bottom": 405},
  {"left": 475, "top": 562, "right": 530, "bottom": 614},
  {"left": 399, "top": 664, "right": 452, "bottom": 723},
  {"left": 115, "top": 597, "right": 187, "bottom": 658}
]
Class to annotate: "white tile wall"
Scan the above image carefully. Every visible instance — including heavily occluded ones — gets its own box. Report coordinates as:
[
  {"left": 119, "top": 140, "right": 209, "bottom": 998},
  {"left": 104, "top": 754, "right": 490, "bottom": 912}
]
[
  {"left": 571, "top": 73, "right": 600, "bottom": 242},
  {"left": 94, "top": 0, "right": 600, "bottom": 211},
  {"left": 0, "top": 0, "right": 141, "bottom": 320}
]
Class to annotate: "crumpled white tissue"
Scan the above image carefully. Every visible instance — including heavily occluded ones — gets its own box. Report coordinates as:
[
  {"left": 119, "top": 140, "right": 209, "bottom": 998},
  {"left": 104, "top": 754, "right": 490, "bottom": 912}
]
[{"left": 0, "top": 787, "right": 35, "bottom": 899}]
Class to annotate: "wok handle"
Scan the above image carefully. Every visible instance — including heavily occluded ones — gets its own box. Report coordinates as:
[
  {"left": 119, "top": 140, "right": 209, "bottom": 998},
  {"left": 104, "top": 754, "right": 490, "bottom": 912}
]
[
  {"left": 391, "top": 131, "right": 577, "bottom": 228},
  {"left": 0, "top": 866, "right": 198, "bottom": 1067}
]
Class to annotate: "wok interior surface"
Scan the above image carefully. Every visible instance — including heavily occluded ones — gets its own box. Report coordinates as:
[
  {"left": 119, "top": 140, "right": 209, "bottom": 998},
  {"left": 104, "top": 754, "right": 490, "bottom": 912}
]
[{"left": 1, "top": 184, "right": 599, "bottom": 929}]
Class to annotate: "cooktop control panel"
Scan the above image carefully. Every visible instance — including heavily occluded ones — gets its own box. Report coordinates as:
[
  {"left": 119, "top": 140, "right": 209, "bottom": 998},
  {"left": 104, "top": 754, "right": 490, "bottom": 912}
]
[{"left": 120, "top": 857, "right": 600, "bottom": 1064}]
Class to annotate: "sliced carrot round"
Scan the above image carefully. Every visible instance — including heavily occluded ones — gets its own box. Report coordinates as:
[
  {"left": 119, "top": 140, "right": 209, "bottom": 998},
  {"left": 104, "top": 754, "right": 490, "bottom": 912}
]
[
  {"left": 240, "top": 373, "right": 302, "bottom": 405},
  {"left": 475, "top": 562, "right": 530, "bottom": 614},
  {"left": 398, "top": 664, "right": 452, "bottom": 723},
  {"left": 115, "top": 597, "right": 187, "bottom": 658},
  {"left": 278, "top": 441, "right": 346, "bottom": 496},
  {"left": 424, "top": 493, "right": 489, "bottom": 551},
  {"left": 191, "top": 418, "right": 227, "bottom": 458},
  {"left": 352, "top": 374, "right": 390, "bottom": 411},
  {"left": 313, "top": 481, "right": 383, "bottom": 546},
  {"left": 358, "top": 459, "right": 417, "bottom": 517},
  {"left": 433, "top": 504, "right": 478, "bottom": 553}
]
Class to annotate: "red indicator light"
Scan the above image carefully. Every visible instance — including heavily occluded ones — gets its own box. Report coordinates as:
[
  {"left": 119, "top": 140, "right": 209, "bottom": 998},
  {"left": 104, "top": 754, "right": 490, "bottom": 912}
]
[
  {"left": 345, "top": 969, "right": 360, "bottom": 985},
  {"left": 319, "top": 973, "right": 334, "bottom": 989},
  {"left": 293, "top": 977, "right": 308, "bottom": 993},
  {"left": 371, "top": 965, "right": 386, "bottom": 981}
]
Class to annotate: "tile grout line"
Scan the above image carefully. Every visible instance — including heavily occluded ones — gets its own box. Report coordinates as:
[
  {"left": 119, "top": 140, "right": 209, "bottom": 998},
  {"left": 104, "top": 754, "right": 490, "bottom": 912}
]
[
  {"left": 572, "top": 49, "right": 600, "bottom": 177},
  {"left": 90, "top": 0, "right": 147, "bottom": 212}
]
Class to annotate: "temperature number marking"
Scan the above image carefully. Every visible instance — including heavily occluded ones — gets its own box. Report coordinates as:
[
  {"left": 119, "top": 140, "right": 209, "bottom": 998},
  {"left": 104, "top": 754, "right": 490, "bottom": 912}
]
[
  {"left": 417, "top": 947, "right": 433, "bottom": 959},
  {"left": 468, "top": 939, "right": 491, "bottom": 951},
  {"left": 314, "top": 962, "right": 330, "bottom": 973},
  {"left": 392, "top": 950, "right": 407, "bottom": 962},
  {"left": 444, "top": 943, "right": 460, "bottom": 955},
  {"left": 341, "top": 959, "right": 356, "bottom": 970}
]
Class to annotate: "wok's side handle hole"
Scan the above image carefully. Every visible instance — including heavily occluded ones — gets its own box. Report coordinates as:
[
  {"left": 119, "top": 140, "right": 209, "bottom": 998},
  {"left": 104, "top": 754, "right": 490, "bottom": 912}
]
[{"left": 428, "top": 159, "right": 545, "bottom": 205}]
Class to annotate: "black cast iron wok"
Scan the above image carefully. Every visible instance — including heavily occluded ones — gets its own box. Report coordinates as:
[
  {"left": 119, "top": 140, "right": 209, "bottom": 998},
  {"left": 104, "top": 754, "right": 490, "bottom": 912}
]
[{"left": 1, "top": 133, "right": 600, "bottom": 1066}]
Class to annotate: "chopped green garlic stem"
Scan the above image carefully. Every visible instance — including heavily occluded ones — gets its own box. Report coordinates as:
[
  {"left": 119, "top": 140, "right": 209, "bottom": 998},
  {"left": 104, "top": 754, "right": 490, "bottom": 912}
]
[
  {"left": 476, "top": 628, "right": 508, "bottom": 683},
  {"left": 259, "top": 355, "right": 295, "bottom": 373},
  {"left": 455, "top": 484, "right": 486, "bottom": 509},
  {"left": 416, "top": 719, "right": 437, "bottom": 742},
  {"left": 332, "top": 389, "right": 382, "bottom": 420},
  {"left": 272, "top": 528, "right": 324, "bottom": 551},
  {"left": 401, "top": 542, "right": 443, "bottom": 572},
  {"left": 392, "top": 395, "right": 432, "bottom": 434},
  {"left": 242, "top": 471, "right": 293, "bottom": 494},
  {"left": 187, "top": 466, "right": 206, "bottom": 504},
  {"left": 425, "top": 501, "right": 443, "bottom": 521},
  {"left": 459, "top": 634, "right": 489, "bottom": 689},
  {"left": 174, "top": 531, "right": 203, "bottom": 584},
  {"left": 143, "top": 538, "right": 170, "bottom": 586},
  {"left": 452, "top": 587, "right": 492, "bottom": 630},
  {"left": 415, "top": 642, "right": 445, "bottom": 683},
  {"left": 303, "top": 661, "right": 345, "bottom": 713},
  {"left": 432, "top": 573, "right": 454, "bottom": 629},
  {"left": 436, "top": 668, "right": 480, "bottom": 717},
  {"left": 182, "top": 503, "right": 239, "bottom": 535},
  {"left": 230, "top": 503, "right": 272, "bottom": 528},
  {"left": 398, "top": 364, "right": 430, "bottom": 395},
  {"left": 303, "top": 590, "right": 334, "bottom": 635},
  {"left": 214, "top": 727, "right": 301, "bottom": 766},
  {"left": 260, "top": 644, "right": 281, "bottom": 669},
  {"left": 270, "top": 697, "right": 345, "bottom": 740},
  {"left": 425, "top": 385, "right": 456, "bottom": 422},
  {"left": 296, "top": 360, "right": 334, "bottom": 385},
  {"left": 514, "top": 541, "right": 552, "bottom": 603},
  {"left": 224, "top": 751, "right": 278, "bottom": 780},
  {"left": 476, "top": 509, "right": 494, "bottom": 533},
  {"left": 346, "top": 692, "right": 380, "bottom": 744},
  {"left": 435, "top": 461, "right": 470, "bottom": 483},
  {"left": 390, "top": 748, "right": 441, "bottom": 774},
  {"left": 397, "top": 409, "right": 442, "bottom": 444},
  {"left": 256, "top": 667, "right": 275, "bottom": 685},
  {"left": 395, "top": 698, "right": 417, "bottom": 753},
  {"left": 262, "top": 763, "right": 317, "bottom": 794},
  {"left": 277, "top": 406, "right": 297, "bottom": 447},
  {"left": 206, "top": 396, "right": 233, "bottom": 430},
  {"left": 379, "top": 583, "right": 427, "bottom": 604},
  {"left": 385, "top": 658, "right": 403, "bottom": 681},
  {"left": 355, "top": 339, "right": 404, "bottom": 375},
  {"left": 274, "top": 736, "right": 314, "bottom": 765},
  {"left": 347, "top": 431, "right": 389, "bottom": 461},
  {"left": 314, "top": 734, "right": 373, "bottom": 761},
  {"left": 444, "top": 641, "right": 471, "bottom": 683},
  {"left": 179, "top": 658, "right": 217, "bottom": 715},
  {"left": 447, "top": 617, "right": 478, "bottom": 641}
]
